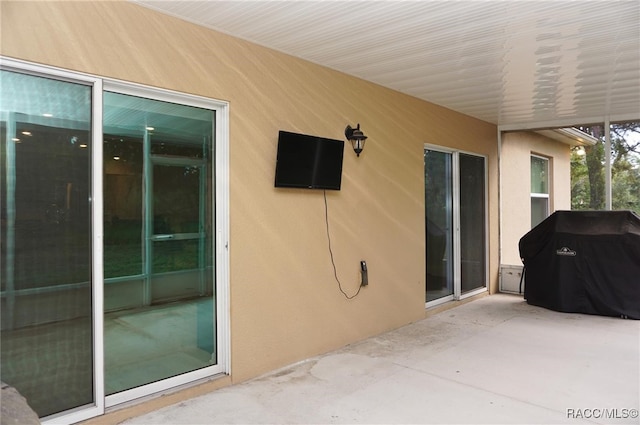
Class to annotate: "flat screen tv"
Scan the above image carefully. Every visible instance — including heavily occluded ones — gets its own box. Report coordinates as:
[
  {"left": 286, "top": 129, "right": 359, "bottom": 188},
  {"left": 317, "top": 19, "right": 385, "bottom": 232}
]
[{"left": 274, "top": 130, "right": 344, "bottom": 190}]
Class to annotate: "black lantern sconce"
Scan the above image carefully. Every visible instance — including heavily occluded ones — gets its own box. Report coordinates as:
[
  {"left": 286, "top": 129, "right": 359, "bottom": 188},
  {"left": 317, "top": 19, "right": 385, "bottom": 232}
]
[{"left": 345, "top": 123, "right": 368, "bottom": 157}]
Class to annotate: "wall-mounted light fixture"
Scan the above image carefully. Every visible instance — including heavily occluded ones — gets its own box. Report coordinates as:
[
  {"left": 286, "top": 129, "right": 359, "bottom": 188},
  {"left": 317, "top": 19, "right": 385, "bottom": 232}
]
[{"left": 345, "top": 123, "right": 368, "bottom": 157}]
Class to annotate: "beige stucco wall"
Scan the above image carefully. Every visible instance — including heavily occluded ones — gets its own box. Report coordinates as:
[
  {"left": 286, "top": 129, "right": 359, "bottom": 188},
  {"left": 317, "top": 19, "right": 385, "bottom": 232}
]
[
  {"left": 1, "top": 0, "right": 498, "bottom": 395},
  {"left": 501, "top": 131, "right": 571, "bottom": 266}
]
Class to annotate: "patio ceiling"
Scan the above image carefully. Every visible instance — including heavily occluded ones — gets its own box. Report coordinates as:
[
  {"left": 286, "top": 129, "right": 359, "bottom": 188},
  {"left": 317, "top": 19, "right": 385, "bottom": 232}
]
[{"left": 133, "top": 1, "right": 640, "bottom": 130}]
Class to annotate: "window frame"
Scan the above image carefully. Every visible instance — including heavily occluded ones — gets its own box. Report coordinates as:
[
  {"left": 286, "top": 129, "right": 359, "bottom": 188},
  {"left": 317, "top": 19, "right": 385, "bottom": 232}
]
[
  {"left": 1, "top": 56, "right": 105, "bottom": 425},
  {"left": 530, "top": 154, "right": 550, "bottom": 228}
]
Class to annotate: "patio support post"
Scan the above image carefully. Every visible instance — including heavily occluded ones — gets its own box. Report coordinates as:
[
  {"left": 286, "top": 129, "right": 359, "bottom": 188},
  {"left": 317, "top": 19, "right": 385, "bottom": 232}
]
[{"left": 605, "top": 118, "right": 612, "bottom": 210}]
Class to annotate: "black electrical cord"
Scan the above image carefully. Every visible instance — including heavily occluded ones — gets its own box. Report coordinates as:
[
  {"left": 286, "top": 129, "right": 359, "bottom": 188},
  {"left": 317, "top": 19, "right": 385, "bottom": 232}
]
[{"left": 324, "top": 190, "right": 362, "bottom": 299}]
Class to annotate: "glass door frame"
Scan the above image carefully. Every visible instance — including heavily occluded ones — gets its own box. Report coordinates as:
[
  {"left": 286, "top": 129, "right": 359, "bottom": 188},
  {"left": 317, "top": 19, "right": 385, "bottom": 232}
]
[
  {"left": 1, "top": 56, "right": 106, "bottom": 425},
  {"left": 424, "top": 149, "right": 455, "bottom": 305},
  {"left": 425, "top": 144, "right": 488, "bottom": 308},
  {"left": 102, "top": 80, "right": 230, "bottom": 408},
  {"left": 147, "top": 153, "right": 209, "bottom": 305},
  {"left": 1, "top": 57, "right": 230, "bottom": 423}
]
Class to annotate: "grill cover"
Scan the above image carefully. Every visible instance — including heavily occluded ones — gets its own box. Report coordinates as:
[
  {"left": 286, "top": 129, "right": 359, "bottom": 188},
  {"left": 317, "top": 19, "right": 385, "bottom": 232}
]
[{"left": 519, "top": 210, "right": 640, "bottom": 319}]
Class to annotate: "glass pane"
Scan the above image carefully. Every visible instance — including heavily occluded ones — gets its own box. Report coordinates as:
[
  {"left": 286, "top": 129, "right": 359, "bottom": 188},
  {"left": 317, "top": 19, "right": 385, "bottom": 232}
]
[
  {"left": 151, "top": 141, "right": 206, "bottom": 158},
  {"left": 1, "top": 70, "right": 94, "bottom": 417},
  {"left": 459, "top": 154, "right": 486, "bottom": 293},
  {"left": 103, "top": 92, "right": 215, "bottom": 396},
  {"left": 153, "top": 164, "right": 201, "bottom": 235},
  {"left": 611, "top": 122, "right": 640, "bottom": 212},
  {"left": 531, "top": 156, "right": 549, "bottom": 194},
  {"left": 531, "top": 196, "right": 549, "bottom": 227},
  {"left": 425, "top": 150, "right": 454, "bottom": 302},
  {"left": 104, "top": 134, "right": 143, "bottom": 279},
  {"left": 103, "top": 91, "right": 212, "bottom": 159},
  {"left": 153, "top": 240, "right": 200, "bottom": 273}
]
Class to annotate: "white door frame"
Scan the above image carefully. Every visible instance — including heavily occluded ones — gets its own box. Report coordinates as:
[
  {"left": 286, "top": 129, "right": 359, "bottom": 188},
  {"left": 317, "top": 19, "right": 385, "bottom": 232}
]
[
  {"left": 1, "top": 57, "right": 230, "bottom": 424},
  {"left": 424, "top": 143, "right": 488, "bottom": 308}
]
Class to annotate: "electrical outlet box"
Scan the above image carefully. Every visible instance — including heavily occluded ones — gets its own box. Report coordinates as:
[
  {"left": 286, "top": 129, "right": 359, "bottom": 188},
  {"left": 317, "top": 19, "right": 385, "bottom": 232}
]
[
  {"left": 500, "top": 264, "right": 523, "bottom": 294},
  {"left": 360, "top": 260, "right": 368, "bottom": 286}
]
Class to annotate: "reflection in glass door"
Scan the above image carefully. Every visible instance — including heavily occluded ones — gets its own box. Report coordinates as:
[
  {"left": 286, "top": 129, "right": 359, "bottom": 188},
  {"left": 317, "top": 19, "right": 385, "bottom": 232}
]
[
  {"left": 459, "top": 153, "right": 486, "bottom": 293},
  {"left": 103, "top": 91, "right": 215, "bottom": 397},
  {"left": 150, "top": 162, "right": 209, "bottom": 303},
  {"left": 2, "top": 59, "right": 228, "bottom": 421},
  {"left": 1, "top": 69, "right": 94, "bottom": 417},
  {"left": 425, "top": 150, "right": 454, "bottom": 302},
  {"left": 425, "top": 147, "right": 486, "bottom": 304}
]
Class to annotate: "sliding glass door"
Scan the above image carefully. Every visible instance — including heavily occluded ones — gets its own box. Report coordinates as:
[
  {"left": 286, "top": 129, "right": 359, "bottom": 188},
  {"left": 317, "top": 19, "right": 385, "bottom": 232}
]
[
  {"left": 424, "top": 150, "right": 454, "bottom": 302},
  {"left": 103, "top": 91, "right": 216, "bottom": 398},
  {"left": 1, "top": 59, "right": 228, "bottom": 422},
  {"left": 1, "top": 70, "right": 95, "bottom": 417},
  {"left": 459, "top": 153, "right": 487, "bottom": 293},
  {"left": 425, "top": 147, "right": 487, "bottom": 304}
]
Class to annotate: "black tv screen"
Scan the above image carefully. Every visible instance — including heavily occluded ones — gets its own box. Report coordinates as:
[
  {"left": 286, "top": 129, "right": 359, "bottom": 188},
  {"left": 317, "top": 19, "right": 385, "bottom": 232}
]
[{"left": 275, "top": 131, "right": 344, "bottom": 190}]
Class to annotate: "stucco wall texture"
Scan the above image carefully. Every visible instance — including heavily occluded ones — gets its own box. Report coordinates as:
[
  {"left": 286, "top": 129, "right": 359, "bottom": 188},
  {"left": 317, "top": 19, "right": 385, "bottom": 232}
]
[
  {"left": 1, "top": 1, "right": 500, "bottom": 390},
  {"left": 501, "top": 131, "right": 571, "bottom": 266}
]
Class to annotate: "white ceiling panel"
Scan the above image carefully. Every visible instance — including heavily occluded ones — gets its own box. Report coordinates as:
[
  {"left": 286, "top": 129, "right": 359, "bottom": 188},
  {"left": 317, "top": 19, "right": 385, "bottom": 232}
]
[{"left": 133, "top": 0, "right": 640, "bottom": 128}]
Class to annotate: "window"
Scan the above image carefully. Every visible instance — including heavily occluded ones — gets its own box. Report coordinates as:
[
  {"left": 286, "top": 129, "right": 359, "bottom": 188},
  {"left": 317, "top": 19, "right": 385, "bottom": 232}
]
[{"left": 531, "top": 155, "right": 550, "bottom": 227}]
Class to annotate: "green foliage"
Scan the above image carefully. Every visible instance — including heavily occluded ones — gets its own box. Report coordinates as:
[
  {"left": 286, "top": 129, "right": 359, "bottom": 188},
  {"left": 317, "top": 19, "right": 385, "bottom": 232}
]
[
  {"left": 571, "top": 148, "right": 590, "bottom": 209},
  {"left": 612, "top": 154, "right": 640, "bottom": 212},
  {"left": 571, "top": 122, "right": 640, "bottom": 214}
]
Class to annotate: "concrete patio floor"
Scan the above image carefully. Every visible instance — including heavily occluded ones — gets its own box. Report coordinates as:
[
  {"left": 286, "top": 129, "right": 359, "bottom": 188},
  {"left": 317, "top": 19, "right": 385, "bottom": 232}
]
[{"left": 122, "top": 294, "right": 640, "bottom": 424}]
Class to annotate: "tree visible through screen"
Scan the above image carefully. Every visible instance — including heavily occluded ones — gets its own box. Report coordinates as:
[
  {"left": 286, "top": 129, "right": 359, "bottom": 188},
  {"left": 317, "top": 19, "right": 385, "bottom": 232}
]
[{"left": 571, "top": 122, "right": 640, "bottom": 213}]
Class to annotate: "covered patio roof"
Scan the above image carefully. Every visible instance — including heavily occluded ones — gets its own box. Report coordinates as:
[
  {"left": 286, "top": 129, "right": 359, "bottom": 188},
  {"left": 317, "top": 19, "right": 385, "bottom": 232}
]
[{"left": 134, "top": 0, "right": 640, "bottom": 130}]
